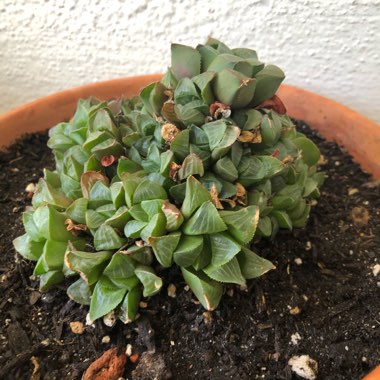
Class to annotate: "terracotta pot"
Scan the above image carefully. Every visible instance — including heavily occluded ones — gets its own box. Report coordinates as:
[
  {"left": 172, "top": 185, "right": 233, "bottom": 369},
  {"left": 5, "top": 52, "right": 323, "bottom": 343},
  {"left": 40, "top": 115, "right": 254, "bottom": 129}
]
[
  {"left": 363, "top": 365, "right": 380, "bottom": 380},
  {"left": 0, "top": 75, "right": 379, "bottom": 179}
]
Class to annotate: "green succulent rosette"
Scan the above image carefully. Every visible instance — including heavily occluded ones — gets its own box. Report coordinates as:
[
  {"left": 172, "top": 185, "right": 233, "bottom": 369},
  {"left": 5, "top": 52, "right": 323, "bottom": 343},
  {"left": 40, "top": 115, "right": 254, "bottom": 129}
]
[{"left": 13, "top": 38, "right": 324, "bottom": 322}]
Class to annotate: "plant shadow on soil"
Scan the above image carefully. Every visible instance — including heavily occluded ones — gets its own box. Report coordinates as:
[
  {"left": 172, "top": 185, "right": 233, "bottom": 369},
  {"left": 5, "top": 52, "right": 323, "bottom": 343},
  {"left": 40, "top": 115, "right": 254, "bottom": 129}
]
[{"left": 0, "top": 123, "right": 379, "bottom": 380}]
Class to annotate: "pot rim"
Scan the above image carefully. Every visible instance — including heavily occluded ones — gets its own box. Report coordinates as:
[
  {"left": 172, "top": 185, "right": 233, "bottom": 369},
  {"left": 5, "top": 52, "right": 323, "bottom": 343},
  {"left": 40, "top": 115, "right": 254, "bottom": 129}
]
[{"left": 0, "top": 75, "right": 379, "bottom": 179}]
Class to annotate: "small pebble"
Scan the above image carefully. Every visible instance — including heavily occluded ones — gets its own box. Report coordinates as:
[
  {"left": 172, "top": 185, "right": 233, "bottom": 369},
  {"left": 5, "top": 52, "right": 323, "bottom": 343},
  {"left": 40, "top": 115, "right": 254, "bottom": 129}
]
[
  {"left": 372, "top": 264, "right": 380, "bottom": 277},
  {"left": 288, "top": 355, "right": 318, "bottom": 380},
  {"left": 167, "top": 283, "right": 176, "bottom": 298},
  {"left": 305, "top": 241, "right": 312, "bottom": 251},
  {"left": 290, "top": 332, "right": 302, "bottom": 345},
  {"left": 41, "top": 339, "right": 50, "bottom": 346},
  {"left": 170, "top": 341, "right": 175, "bottom": 346},
  {"left": 126, "top": 344, "right": 133, "bottom": 357},
  {"left": 139, "top": 301, "right": 148, "bottom": 309},
  {"left": 70, "top": 321, "right": 85, "bottom": 335},
  {"left": 351, "top": 206, "right": 369, "bottom": 227},
  {"left": 289, "top": 306, "right": 301, "bottom": 315},
  {"left": 226, "top": 288, "right": 234, "bottom": 297},
  {"left": 103, "top": 311, "right": 116, "bottom": 327},
  {"left": 294, "top": 257, "right": 303, "bottom": 265},
  {"left": 184, "top": 285, "right": 190, "bottom": 292},
  {"left": 348, "top": 187, "right": 359, "bottom": 196},
  {"left": 85, "top": 313, "right": 95, "bottom": 327},
  {"left": 25, "top": 183, "right": 36, "bottom": 193},
  {"left": 101, "top": 335, "right": 111, "bottom": 344}
]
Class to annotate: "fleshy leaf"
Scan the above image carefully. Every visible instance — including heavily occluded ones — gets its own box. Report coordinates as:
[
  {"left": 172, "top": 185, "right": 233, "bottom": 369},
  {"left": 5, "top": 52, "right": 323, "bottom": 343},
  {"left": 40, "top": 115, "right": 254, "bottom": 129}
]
[
  {"left": 94, "top": 225, "right": 126, "bottom": 250},
  {"left": 140, "top": 199, "right": 165, "bottom": 218},
  {"left": 192, "top": 71, "right": 215, "bottom": 104},
  {"left": 37, "top": 239, "right": 69, "bottom": 272},
  {"left": 133, "top": 179, "right": 168, "bottom": 205},
  {"left": 202, "top": 120, "right": 227, "bottom": 150},
  {"left": 178, "top": 153, "right": 204, "bottom": 180},
  {"left": 181, "top": 267, "right": 223, "bottom": 311},
  {"left": 291, "top": 204, "right": 311, "bottom": 228},
  {"left": 88, "top": 181, "right": 112, "bottom": 208},
  {"left": 162, "top": 201, "right": 184, "bottom": 231},
  {"left": 238, "top": 156, "right": 284, "bottom": 187},
  {"left": 119, "top": 286, "right": 142, "bottom": 323},
  {"left": 213, "top": 69, "right": 256, "bottom": 109},
  {"left": 117, "top": 157, "right": 142, "bottom": 176},
  {"left": 140, "top": 213, "right": 167, "bottom": 243},
  {"left": 124, "top": 220, "right": 147, "bottom": 238},
  {"left": 173, "top": 234, "right": 204, "bottom": 267},
  {"left": 13, "top": 234, "right": 44, "bottom": 261},
  {"left": 237, "top": 247, "right": 275, "bottom": 279},
  {"left": 33, "top": 205, "right": 74, "bottom": 242},
  {"left": 170, "top": 129, "right": 190, "bottom": 160},
  {"left": 251, "top": 64, "right": 285, "bottom": 106},
  {"left": 204, "top": 256, "right": 246, "bottom": 285},
  {"left": 182, "top": 201, "right": 227, "bottom": 235},
  {"left": 89, "top": 275, "right": 127, "bottom": 321},
  {"left": 66, "top": 198, "right": 88, "bottom": 224},
  {"left": 39, "top": 270, "right": 65, "bottom": 292},
  {"left": 211, "top": 126, "right": 241, "bottom": 160},
  {"left": 22, "top": 211, "right": 44, "bottom": 242},
  {"left": 65, "top": 249, "right": 113, "bottom": 285},
  {"left": 260, "top": 113, "right": 282, "bottom": 145},
  {"left": 219, "top": 206, "right": 260, "bottom": 244},
  {"left": 80, "top": 171, "right": 109, "bottom": 198},
  {"left": 119, "top": 245, "right": 153, "bottom": 266},
  {"left": 67, "top": 277, "right": 92, "bottom": 305},
  {"left": 121, "top": 172, "right": 144, "bottom": 208},
  {"left": 257, "top": 216, "right": 272, "bottom": 237},
  {"left": 293, "top": 137, "right": 320, "bottom": 166},
  {"left": 171, "top": 43, "right": 201, "bottom": 79},
  {"left": 181, "top": 176, "right": 212, "bottom": 219},
  {"left": 135, "top": 265, "right": 163, "bottom": 297},
  {"left": 213, "top": 156, "right": 238, "bottom": 182},
  {"left": 271, "top": 210, "right": 293, "bottom": 230},
  {"left": 129, "top": 204, "right": 149, "bottom": 222},
  {"left": 149, "top": 232, "right": 181, "bottom": 267},
  {"left": 209, "top": 232, "right": 241, "bottom": 267},
  {"left": 103, "top": 252, "right": 136, "bottom": 280},
  {"left": 32, "top": 178, "right": 72, "bottom": 209},
  {"left": 105, "top": 206, "right": 131, "bottom": 229}
]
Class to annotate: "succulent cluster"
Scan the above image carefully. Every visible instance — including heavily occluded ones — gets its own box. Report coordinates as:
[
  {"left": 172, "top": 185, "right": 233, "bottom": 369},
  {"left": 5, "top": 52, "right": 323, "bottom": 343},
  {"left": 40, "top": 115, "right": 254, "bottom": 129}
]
[{"left": 13, "top": 38, "right": 324, "bottom": 323}]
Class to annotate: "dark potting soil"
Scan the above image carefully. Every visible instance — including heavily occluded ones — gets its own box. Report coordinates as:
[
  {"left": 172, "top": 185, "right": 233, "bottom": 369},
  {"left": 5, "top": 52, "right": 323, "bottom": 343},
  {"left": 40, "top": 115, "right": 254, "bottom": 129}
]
[{"left": 0, "top": 124, "right": 379, "bottom": 380}]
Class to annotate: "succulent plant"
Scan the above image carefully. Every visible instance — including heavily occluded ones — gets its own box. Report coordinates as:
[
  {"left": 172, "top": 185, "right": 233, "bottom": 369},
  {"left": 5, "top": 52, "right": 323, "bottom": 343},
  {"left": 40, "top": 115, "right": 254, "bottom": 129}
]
[{"left": 13, "top": 38, "right": 324, "bottom": 323}]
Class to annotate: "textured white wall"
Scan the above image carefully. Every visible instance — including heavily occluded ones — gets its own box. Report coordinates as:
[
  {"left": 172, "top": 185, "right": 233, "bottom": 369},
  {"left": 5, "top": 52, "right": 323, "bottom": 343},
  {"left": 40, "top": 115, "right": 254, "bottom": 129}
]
[{"left": 1, "top": 0, "right": 379, "bottom": 123}]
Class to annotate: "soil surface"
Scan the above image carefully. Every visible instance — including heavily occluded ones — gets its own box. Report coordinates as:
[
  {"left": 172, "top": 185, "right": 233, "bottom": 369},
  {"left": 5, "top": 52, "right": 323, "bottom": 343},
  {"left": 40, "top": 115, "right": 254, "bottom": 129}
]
[{"left": 0, "top": 124, "right": 379, "bottom": 380}]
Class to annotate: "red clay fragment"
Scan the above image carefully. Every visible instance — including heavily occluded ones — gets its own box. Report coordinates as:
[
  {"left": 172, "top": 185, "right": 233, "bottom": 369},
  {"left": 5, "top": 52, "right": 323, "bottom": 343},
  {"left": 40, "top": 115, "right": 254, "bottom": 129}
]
[
  {"left": 82, "top": 347, "right": 127, "bottom": 380},
  {"left": 129, "top": 353, "right": 140, "bottom": 364}
]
